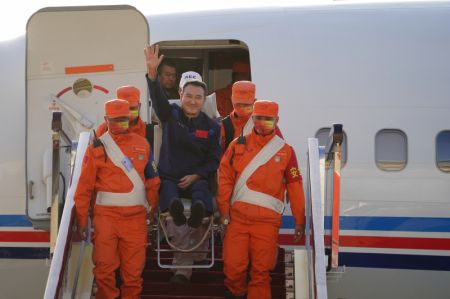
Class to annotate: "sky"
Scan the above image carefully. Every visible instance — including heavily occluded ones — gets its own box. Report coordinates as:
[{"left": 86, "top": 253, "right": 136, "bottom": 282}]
[{"left": 0, "top": 0, "right": 311, "bottom": 41}]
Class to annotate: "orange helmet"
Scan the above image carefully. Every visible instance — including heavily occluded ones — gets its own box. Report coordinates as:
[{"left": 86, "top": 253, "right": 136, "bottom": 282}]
[
  {"left": 116, "top": 86, "right": 140, "bottom": 106},
  {"left": 104, "top": 99, "right": 129, "bottom": 118},
  {"left": 231, "top": 81, "right": 256, "bottom": 104},
  {"left": 252, "top": 100, "right": 278, "bottom": 118}
]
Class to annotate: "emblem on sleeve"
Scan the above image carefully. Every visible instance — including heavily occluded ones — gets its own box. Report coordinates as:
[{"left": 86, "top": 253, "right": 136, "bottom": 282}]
[{"left": 290, "top": 167, "right": 299, "bottom": 178}]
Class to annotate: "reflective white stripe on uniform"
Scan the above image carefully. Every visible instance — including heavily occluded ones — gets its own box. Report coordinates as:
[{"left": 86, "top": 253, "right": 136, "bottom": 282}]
[
  {"left": 231, "top": 135, "right": 285, "bottom": 214},
  {"left": 97, "top": 132, "right": 149, "bottom": 211},
  {"left": 242, "top": 117, "right": 253, "bottom": 136}
]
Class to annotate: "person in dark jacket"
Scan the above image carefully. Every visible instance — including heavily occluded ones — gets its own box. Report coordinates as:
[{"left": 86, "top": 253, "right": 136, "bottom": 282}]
[
  {"left": 144, "top": 44, "right": 220, "bottom": 228},
  {"left": 144, "top": 44, "right": 220, "bottom": 284}
]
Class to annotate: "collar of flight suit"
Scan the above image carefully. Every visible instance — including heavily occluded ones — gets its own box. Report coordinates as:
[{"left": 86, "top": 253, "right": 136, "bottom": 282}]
[
  {"left": 252, "top": 129, "right": 277, "bottom": 147},
  {"left": 180, "top": 108, "right": 204, "bottom": 127}
]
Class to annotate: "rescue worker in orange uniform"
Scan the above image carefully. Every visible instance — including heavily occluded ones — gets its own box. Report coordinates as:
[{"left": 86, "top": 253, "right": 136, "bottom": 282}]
[
  {"left": 215, "top": 61, "right": 251, "bottom": 117},
  {"left": 75, "top": 99, "right": 160, "bottom": 299},
  {"left": 217, "top": 100, "right": 306, "bottom": 299},
  {"left": 221, "top": 81, "right": 283, "bottom": 152},
  {"left": 96, "top": 86, "right": 148, "bottom": 138}
]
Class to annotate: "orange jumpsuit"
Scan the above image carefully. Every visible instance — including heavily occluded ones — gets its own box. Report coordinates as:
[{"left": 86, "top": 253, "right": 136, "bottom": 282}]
[
  {"left": 217, "top": 130, "right": 305, "bottom": 299},
  {"left": 220, "top": 111, "right": 284, "bottom": 153},
  {"left": 215, "top": 84, "right": 233, "bottom": 117},
  {"left": 96, "top": 117, "right": 147, "bottom": 138},
  {"left": 75, "top": 132, "right": 160, "bottom": 299}
]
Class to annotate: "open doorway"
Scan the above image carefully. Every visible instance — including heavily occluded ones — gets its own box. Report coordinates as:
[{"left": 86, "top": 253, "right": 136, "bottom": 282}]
[{"left": 157, "top": 39, "right": 251, "bottom": 117}]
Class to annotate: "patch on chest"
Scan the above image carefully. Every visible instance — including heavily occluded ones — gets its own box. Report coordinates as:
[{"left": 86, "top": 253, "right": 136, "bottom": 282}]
[
  {"left": 274, "top": 155, "right": 281, "bottom": 162},
  {"left": 132, "top": 145, "right": 146, "bottom": 153}
]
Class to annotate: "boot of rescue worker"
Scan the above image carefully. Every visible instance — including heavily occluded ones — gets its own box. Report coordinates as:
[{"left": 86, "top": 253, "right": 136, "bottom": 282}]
[{"left": 225, "top": 288, "right": 247, "bottom": 299}]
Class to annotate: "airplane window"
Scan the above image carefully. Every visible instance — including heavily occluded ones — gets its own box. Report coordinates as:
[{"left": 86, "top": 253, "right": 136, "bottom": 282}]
[
  {"left": 375, "top": 129, "right": 407, "bottom": 171},
  {"left": 315, "top": 128, "right": 347, "bottom": 166},
  {"left": 72, "top": 78, "right": 92, "bottom": 98},
  {"left": 436, "top": 130, "right": 450, "bottom": 173}
]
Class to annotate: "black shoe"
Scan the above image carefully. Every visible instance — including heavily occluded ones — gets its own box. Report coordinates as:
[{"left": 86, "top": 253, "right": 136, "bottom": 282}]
[
  {"left": 169, "top": 274, "right": 190, "bottom": 285},
  {"left": 169, "top": 199, "right": 186, "bottom": 226},
  {"left": 188, "top": 201, "right": 205, "bottom": 228},
  {"left": 224, "top": 288, "right": 246, "bottom": 299}
]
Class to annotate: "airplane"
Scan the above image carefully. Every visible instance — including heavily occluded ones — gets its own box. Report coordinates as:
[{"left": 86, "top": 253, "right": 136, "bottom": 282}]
[{"left": 0, "top": 1, "right": 450, "bottom": 298}]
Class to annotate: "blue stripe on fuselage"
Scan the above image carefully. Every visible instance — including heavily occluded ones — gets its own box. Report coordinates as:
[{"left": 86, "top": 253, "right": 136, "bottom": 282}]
[
  {"left": 282, "top": 215, "right": 450, "bottom": 232},
  {"left": 0, "top": 215, "right": 33, "bottom": 227},
  {"left": 340, "top": 252, "right": 450, "bottom": 271},
  {"left": 0, "top": 247, "right": 49, "bottom": 259}
]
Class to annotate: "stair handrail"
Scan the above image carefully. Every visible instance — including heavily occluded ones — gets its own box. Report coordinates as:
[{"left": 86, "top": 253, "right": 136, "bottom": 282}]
[
  {"left": 44, "top": 132, "right": 91, "bottom": 299},
  {"left": 307, "top": 138, "right": 328, "bottom": 299},
  {"left": 324, "top": 124, "right": 343, "bottom": 269}
]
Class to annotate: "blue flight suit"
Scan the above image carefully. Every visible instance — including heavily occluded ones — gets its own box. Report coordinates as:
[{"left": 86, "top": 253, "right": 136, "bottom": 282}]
[{"left": 146, "top": 75, "right": 220, "bottom": 213}]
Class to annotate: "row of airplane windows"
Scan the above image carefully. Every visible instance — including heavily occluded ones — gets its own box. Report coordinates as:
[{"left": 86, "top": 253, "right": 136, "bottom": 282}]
[{"left": 315, "top": 128, "right": 450, "bottom": 173}]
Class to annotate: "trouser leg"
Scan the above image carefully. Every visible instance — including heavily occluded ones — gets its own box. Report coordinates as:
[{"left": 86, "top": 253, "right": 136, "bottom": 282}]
[
  {"left": 118, "top": 216, "right": 147, "bottom": 299},
  {"left": 223, "top": 220, "right": 250, "bottom": 297},
  {"left": 159, "top": 179, "right": 180, "bottom": 212},
  {"left": 189, "top": 179, "right": 213, "bottom": 213},
  {"left": 191, "top": 224, "right": 210, "bottom": 263},
  {"left": 166, "top": 220, "right": 194, "bottom": 279},
  {"left": 247, "top": 223, "right": 279, "bottom": 299},
  {"left": 92, "top": 214, "right": 120, "bottom": 299}
]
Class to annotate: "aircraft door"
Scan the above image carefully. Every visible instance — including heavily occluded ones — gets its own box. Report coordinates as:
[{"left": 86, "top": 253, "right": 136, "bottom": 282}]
[{"left": 26, "top": 6, "right": 149, "bottom": 226}]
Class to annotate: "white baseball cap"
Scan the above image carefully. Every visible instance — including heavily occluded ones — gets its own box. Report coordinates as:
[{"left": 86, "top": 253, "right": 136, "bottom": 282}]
[{"left": 179, "top": 71, "right": 206, "bottom": 90}]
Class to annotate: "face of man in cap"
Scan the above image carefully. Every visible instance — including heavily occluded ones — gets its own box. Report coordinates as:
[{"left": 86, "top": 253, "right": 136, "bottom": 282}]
[
  {"left": 251, "top": 100, "right": 279, "bottom": 136},
  {"left": 233, "top": 103, "right": 254, "bottom": 118},
  {"left": 252, "top": 115, "right": 278, "bottom": 136},
  {"left": 129, "top": 103, "right": 141, "bottom": 125},
  {"left": 105, "top": 116, "right": 129, "bottom": 135},
  {"left": 180, "top": 82, "right": 206, "bottom": 118}
]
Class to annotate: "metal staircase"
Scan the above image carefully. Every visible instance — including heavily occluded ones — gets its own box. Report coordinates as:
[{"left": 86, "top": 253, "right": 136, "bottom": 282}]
[
  {"left": 141, "top": 244, "right": 290, "bottom": 299},
  {"left": 43, "top": 123, "right": 344, "bottom": 299}
]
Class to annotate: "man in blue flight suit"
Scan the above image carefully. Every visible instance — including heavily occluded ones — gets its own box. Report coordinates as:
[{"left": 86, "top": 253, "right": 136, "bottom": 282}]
[{"left": 144, "top": 44, "right": 220, "bottom": 231}]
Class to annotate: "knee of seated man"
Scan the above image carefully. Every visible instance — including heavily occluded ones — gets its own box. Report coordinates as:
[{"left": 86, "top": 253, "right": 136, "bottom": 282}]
[{"left": 191, "top": 178, "right": 209, "bottom": 189}]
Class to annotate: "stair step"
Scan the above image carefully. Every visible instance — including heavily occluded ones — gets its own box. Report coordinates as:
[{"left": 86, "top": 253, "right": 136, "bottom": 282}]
[
  {"left": 147, "top": 246, "right": 286, "bottom": 261},
  {"left": 145, "top": 258, "right": 287, "bottom": 273},
  {"left": 141, "top": 282, "right": 286, "bottom": 297},
  {"left": 142, "top": 245, "right": 288, "bottom": 298},
  {"left": 142, "top": 296, "right": 223, "bottom": 299},
  {"left": 142, "top": 269, "right": 287, "bottom": 285}
]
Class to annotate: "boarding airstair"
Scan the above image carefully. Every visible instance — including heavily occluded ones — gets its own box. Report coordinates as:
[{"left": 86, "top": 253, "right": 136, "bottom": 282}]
[{"left": 42, "top": 123, "right": 343, "bottom": 299}]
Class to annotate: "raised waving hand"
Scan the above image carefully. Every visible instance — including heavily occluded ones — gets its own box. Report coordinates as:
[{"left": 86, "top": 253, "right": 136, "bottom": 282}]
[{"left": 144, "top": 44, "right": 164, "bottom": 80}]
